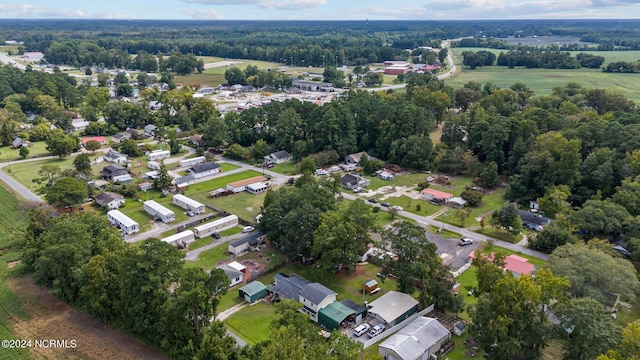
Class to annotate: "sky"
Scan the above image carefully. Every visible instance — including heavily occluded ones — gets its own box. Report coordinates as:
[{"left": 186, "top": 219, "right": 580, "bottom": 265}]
[{"left": 0, "top": 0, "right": 639, "bottom": 20}]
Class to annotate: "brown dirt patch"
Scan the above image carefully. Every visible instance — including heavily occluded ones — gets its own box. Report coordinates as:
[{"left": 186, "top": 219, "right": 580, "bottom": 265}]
[
  {"left": 7, "top": 260, "right": 19, "bottom": 268},
  {"left": 6, "top": 275, "right": 166, "bottom": 360}
]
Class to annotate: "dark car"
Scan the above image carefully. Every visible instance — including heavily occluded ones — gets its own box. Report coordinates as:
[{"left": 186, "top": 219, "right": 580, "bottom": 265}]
[
  {"left": 368, "top": 198, "right": 378, "bottom": 203},
  {"left": 380, "top": 202, "right": 390, "bottom": 207},
  {"left": 212, "top": 232, "right": 221, "bottom": 239}
]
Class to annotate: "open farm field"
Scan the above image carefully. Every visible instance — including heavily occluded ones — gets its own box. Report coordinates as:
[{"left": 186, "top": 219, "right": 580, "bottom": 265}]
[
  {"left": 175, "top": 59, "right": 280, "bottom": 87},
  {"left": 449, "top": 48, "right": 640, "bottom": 103}
]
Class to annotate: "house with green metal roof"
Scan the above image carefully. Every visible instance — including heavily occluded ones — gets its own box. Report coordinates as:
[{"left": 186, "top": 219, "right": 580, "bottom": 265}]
[{"left": 238, "top": 281, "right": 268, "bottom": 303}]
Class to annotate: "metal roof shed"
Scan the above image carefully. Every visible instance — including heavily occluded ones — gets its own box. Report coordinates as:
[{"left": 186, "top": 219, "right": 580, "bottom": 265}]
[
  {"left": 367, "top": 290, "right": 419, "bottom": 327},
  {"left": 318, "top": 301, "right": 356, "bottom": 331},
  {"left": 238, "top": 281, "right": 268, "bottom": 303}
]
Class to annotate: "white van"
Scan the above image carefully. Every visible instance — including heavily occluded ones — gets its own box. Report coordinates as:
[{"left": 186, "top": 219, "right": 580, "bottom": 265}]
[{"left": 353, "top": 323, "right": 370, "bottom": 337}]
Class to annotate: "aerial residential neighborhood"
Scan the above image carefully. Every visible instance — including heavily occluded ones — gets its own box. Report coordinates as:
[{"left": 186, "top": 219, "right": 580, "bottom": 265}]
[{"left": 0, "top": 15, "right": 639, "bottom": 360}]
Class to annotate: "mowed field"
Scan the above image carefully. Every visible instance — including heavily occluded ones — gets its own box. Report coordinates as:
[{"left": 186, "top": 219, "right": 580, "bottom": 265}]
[
  {"left": 448, "top": 48, "right": 640, "bottom": 103},
  {"left": 175, "top": 59, "right": 281, "bottom": 87}
]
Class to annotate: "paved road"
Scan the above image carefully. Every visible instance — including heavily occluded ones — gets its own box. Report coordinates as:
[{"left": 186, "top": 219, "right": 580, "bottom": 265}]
[
  {"left": 341, "top": 192, "right": 549, "bottom": 262},
  {"left": 184, "top": 231, "right": 247, "bottom": 261},
  {"left": 0, "top": 52, "right": 26, "bottom": 70},
  {"left": 0, "top": 157, "right": 54, "bottom": 202}
]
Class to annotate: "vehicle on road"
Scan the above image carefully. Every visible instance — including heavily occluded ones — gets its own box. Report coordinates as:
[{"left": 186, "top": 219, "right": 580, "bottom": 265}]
[
  {"left": 392, "top": 205, "right": 403, "bottom": 211},
  {"left": 211, "top": 232, "right": 221, "bottom": 239},
  {"left": 368, "top": 324, "right": 385, "bottom": 338},
  {"left": 353, "top": 323, "right": 370, "bottom": 337},
  {"left": 186, "top": 211, "right": 195, "bottom": 217},
  {"left": 459, "top": 238, "right": 474, "bottom": 246},
  {"left": 242, "top": 226, "right": 255, "bottom": 233},
  {"left": 368, "top": 198, "right": 378, "bottom": 203},
  {"left": 380, "top": 202, "right": 390, "bottom": 207}
]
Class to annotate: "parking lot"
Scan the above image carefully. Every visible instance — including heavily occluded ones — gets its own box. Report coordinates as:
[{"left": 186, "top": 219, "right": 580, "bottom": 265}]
[{"left": 425, "top": 230, "right": 480, "bottom": 272}]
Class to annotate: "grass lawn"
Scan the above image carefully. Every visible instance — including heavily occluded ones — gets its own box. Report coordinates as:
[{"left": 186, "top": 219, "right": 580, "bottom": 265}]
[
  {"left": 220, "top": 227, "right": 242, "bottom": 236},
  {"left": 475, "top": 228, "right": 522, "bottom": 243},
  {"left": 184, "top": 170, "right": 263, "bottom": 195},
  {"left": 186, "top": 243, "right": 232, "bottom": 271},
  {"left": 382, "top": 195, "right": 442, "bottom": 217},
  {"left": 364, "top": 172, "right": 427, "bottom": 191},
  {"left": 175, "top": 59, "right": 280, "bottom": 87},
  {"left": 268, "top": 162, "right": 298, "bottom": 175},
  {"left": 217, "top": 288, "right": 244, "bottom": 312},
  {"left": 0, "top": 182, "right": 28, "bottom": 248},
  {"left": 219, "top": 162, "right": 240, "bottom": 172},
  {"left": 476, "top": 243, "right": 548, "bottom": 268},
  {"left": 193, "top": 191, "right": 266, "bottom": 223},
  {"left": 455, "top": 266, "right": 478, "bottom": 321},
  {"left": 448, "top": 47, "right": 640, "bottom": 103},
  {"left": 0, "top": 141, "right": 50, "bottom": 161},
  {"left": 188, "top": 236, "right": 214, "bottom": 251},
  {"left": 428, "top": 225, "right": 461, "bottom": 239},
  {"left": 225, "top": 302, "right": 276, "bottom": 345}
]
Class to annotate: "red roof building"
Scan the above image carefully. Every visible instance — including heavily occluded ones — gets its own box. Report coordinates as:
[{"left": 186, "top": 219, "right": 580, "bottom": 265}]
[
  {"left": 82, "top": 136, "right": 106, "bottom": 145},
  {"left": 421, "top": 188, "right": 453, "bottom": 204},
  {"left": 469, "top": 252, "right": 536, "bottom": 278}
]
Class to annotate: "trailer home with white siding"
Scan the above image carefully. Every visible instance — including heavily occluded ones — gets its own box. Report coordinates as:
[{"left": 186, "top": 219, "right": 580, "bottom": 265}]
[
  {"left": 172, "top": 194, "right": 205, "bottom": 214},
  {"left": 193, "top": 215, "right": 239, "bottom": 238},
  {"left": 147, "top": 150, "right": 171, "bottom": 161},
  {"left": 179, "top": 156, "right": 206, "bottom": 168},
  {"left": 161, "top": 230, "right": 195, "bottom": 246},
  {"left": 107, "top": 210, "right": 140, "bottom": 235},
  {"left": 143, "top": 200, "right": 175, "bottom": 223}
]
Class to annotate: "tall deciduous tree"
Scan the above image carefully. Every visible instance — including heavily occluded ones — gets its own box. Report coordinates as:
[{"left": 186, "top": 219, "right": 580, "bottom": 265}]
[
  {"left": 44, "top": 177, "right": 88, "bottom": 208},
  {"left": 312, "top": 211, "right": 368, "bottom": 273},
  {"left": 84, "top": 139, "right": 102, "bottom": 153},
  {"left": 45, "top": 128, "right": 78, "bottom": 158},
  {"left": 73, "top": 153, "right": 92, "bottom": 176}
]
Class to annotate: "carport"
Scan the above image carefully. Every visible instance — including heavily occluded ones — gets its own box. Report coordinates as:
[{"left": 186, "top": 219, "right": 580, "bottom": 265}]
[
  {"left": 238, "top": 281, "right": 267, "bottom": 303},
  {"left": 318, "top": 301, "right": 356, "bottom": 331}
]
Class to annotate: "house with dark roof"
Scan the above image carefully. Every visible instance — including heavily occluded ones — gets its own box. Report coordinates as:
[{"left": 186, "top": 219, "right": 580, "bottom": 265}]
[
  {"left": 100, "top": 164, "right": 128, "bottom": 180},
  {"left": 264, "top": 150, "right": 292, "bottom": 165},
  {"left": 186, "top": 162, "right": 222, "bottom": 179},
  {"left": 341, "top": 173, "right": 370, "bottom": 190},
  {"left": 518, "top": 210, "right": 552, "bottom": 231},
  {"left": 94, "top": 192, "right": 125, "bottom": 209},
  {"left": 103, "top": 149, "right": 129, "bottom": 164},
  {"left": 344, "top": 151, "right": 374, "bottom": 164},
  {"left": 378, "top": 317, "right": 451, "bottom": 360},
  {"left": 144, "top": 124, "right": 158, "bottom": 136},
  {"left": 271, "top": 274, "right": 337, "bottom": 322},
  {"left": 228, "top": 231, "right": 267, "bottom": 256},
  {"left": 217, "top": 261, "right": 246, "bottom": 287},
  {"left": 111, "top": 133, "right": 127, "bottom": 143}
]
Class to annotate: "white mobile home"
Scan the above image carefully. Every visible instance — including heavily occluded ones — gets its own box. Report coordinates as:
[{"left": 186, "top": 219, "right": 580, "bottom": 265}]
[
  {"left": 193, "top": 215, "right": 239, "bottom": 238},
  {"left": 147, "top": 150, "right": 171, "bottom": 161},
  {"left": 172, "top": 194, "right": 205, "bottom": 214},
  {"left": 179, "top": 156, "right": 206, "bottom": 168},
  {"left": 143, "top": 200, "right": 175, "bottom": 223},
  {"left": 161, "top": 230, "right": 195, "bottom": 246},
  {"left": 107, "top": 210, "right": 140, "bottom": 235}
]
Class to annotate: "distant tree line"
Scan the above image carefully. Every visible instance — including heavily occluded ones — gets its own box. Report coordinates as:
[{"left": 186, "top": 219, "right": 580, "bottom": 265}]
[
  {"left": 461, "top": 48, "right": 605, "bottom": 69},
  {"left": 602, "top": 60, "right": 640, "bottom": 73}
]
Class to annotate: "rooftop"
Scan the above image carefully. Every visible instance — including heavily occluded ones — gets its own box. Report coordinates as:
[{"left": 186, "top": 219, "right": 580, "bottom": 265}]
[
  {"left": 368, "top": 291, "right": 419, "bottom": 323},
  {"left": 380, "top": 317, "right": 450, "bottom": 359},
  {"left": 421, "top": 188, "right": 453, "bottom": 199},
  {"left": 228, "top": 176, "right": 268, "bottom": 188}
]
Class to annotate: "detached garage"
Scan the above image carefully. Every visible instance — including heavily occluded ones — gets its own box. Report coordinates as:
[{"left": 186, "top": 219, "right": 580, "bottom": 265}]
[
  {"left": 239, "top": 281, "right": 268, "bottom": 303},
  {"left": 318, "top": 301, "right": 356, "bottom": 331}
]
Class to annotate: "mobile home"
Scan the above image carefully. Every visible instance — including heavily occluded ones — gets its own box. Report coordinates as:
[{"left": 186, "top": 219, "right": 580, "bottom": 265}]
[
  {"left": 172, "top": 194, "right": 205, "bottom": 214},
  {"left": 193, "top": 215, "right": 239, "bottom": 238},
  {"left": 147, "top": 149, "right": 171, "bottom": 161},
  {"left": 161, "top": 230, "right": 195, "bottom": 246},
  {"left": 107, "top": 210, "right": 140, "bottom": 235},
  {"left": 179, "top": 156, "right": 206, "bottom": 168},
  {"left": 143, "top": 200, "right": 175, "bottom": 223}
]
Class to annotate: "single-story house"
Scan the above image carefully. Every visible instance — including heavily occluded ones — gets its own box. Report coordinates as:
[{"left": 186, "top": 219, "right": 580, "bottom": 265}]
[
  {"left": 111, "top": 133, "right": 127, "bottom": 143},
  {"left": 82, "top": 136, "right": 106, "bottom": 146},
  {"left": 100, "top": 164, "right": 128, "bottom": 180},
  {"left": 147, "top": 161, "right": 162, "bottom": 171},
  {"left": 447, "top": 197, "right": 468, "bottom": 208},
  {"left": 341, "top": 173, "right": 371, "bottom": 190},
  {"left": 187, "top": 162, "right": 222, "bottom": 179},
  {"left": 228, "top": 231, "right": 267, "bottom": 256},
  {"left": 144, "top": 124, "right": 158, "bottom": 136},
  {"left": 227, "top": 176, "right": 268, "bottom": 193},
  {"left": 218, "top": 261, "right": 246, "bottom": 287},
  {"left": 147, "top": 149, "right": 171, "bottom": 161},
  {"left": 112, "top": 174, "right": 133, "bottom": 184},
  {"left": 190, "top": 134, "right": 203, "bottom": 146},
  {"left": 421, "top": 188, "right": 453, "bottom": 205},
  {"left": 367, "top": 290, "right": 419, "bottom": 328},
  {"left": 239, "top": 281, "right": 268, "bottom": 303},
  {"left": 175, "top": 174, "right": 196, "bottom": 186},
  {"left": 518, "top": 210, "right": 552, "bottom": 231},
  {"left": 247, "top": 182, "right": 268, "bottom": 194},
  {"left": 378, "top": 317, "right": 451, "bottom": 360},
  {"left": 469, "top": 252, "right": 537, "bottom": 278},
  {"left": 344, "top": 151, "right": 374, "bottom": 165},
  {"left": 12, "top": 137, "right": 26, "bottom": 149},
  {"left": 264, "top": 150, "right": 292, "bottom": 165},
  {"left": 89, "top": 179, "right": 110, "bottom": 190},
  {"left": 72, "top": 120, "right": 90, "bottom": 132},
  {"left": 149, "top": 101, "right": 162, "bottom": 110},
  {"left": 103, "top": 149, "right": 129, "bottom": 164},
  {"left": 138, "top": 182, "right": 154, "bottom": 191},
  {"left": 94, "top": 192, "right": 125, "bottom": 209},
  {"left": 379, "top": 170, "right": 395, "bottom": 181}
]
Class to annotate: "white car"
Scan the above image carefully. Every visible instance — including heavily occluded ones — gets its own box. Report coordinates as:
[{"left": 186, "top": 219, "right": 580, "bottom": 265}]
[
  {"left": 392, "top": 205, "right": 403, "bottom": 211},
  {"left": 368, "top": 324, "right": 385, "bottom": 338},
  {"left": 459, "top": 238, "right": 474, "bottom": 246},
  {"left": 353, "top": 323, "right": 370, "bottom": 337},
  {"left": 242, "top": 226, "right": 255, "bottom": 233}
]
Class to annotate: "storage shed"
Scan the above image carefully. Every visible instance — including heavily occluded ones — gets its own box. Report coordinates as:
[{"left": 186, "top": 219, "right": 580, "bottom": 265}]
[
  {"left": 364, "top": 279, "right": 378, "bottom": 294},
  {"left": 318, "top": 301, "right": 356, "bottom": 331},
  {"left": 367, "top": 290, "right": 419, "bottom": 328},
  {"left": 239, "top": 281, "right": 268, "bottom": 303}
]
